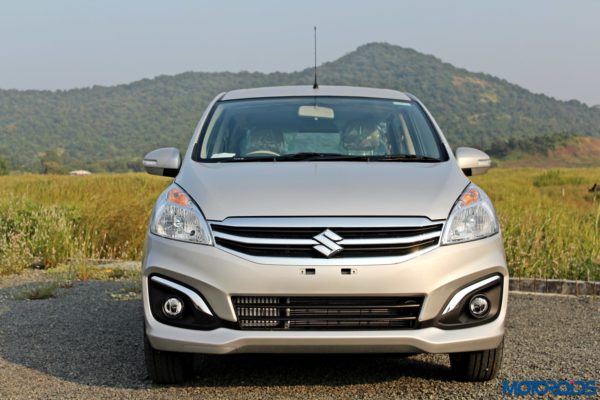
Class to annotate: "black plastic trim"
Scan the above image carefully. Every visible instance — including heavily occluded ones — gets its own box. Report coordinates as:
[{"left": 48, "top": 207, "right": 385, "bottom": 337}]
[
  {"left": 148, "top": 274, "right": 233, "bottom": 330},
  {"left": 419, "top": 274, "right": 504, "bottom": 330}
]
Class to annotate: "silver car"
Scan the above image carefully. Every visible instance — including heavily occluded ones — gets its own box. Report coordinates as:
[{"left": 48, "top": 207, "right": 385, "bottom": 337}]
[{"left": 142, "top": 86, "right": 507, "bottom": 384}]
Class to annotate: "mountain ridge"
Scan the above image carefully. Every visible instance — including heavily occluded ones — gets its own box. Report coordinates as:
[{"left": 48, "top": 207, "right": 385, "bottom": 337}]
[{"left": 1, "top": 42, "right": 599, "bottom": 172}]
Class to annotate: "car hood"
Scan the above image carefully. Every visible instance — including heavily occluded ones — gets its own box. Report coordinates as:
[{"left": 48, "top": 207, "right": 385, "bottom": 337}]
[{"left": 175, "top": 161, "right": 469, "bottom": 221}]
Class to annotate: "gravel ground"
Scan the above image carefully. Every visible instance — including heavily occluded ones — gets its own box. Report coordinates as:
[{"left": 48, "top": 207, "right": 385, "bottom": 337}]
[{"left": 0, "top": 278, "right": 598, "bottom": 399}]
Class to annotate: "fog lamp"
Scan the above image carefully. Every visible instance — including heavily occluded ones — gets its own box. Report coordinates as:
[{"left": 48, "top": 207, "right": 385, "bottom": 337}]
[
  {"left": 468, "top": 295, "right": 490, "bottom": 318},
  {"left": 162, "top": 297, "right": 184, "bottom": 318}
]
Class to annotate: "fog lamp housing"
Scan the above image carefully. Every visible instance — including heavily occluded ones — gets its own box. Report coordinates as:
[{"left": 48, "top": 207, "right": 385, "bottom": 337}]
[
  {"left": 148, "top": 275, "right": 220, "bottom": 330},
  {"left": 429, "top": 274, "right": 503, "bottom": 329},
  {"left": 468, "top": 295, "right": 490, "bottom": 318},
  {"left": 162, "top": 297, "right": 184, "bottom": 318}
]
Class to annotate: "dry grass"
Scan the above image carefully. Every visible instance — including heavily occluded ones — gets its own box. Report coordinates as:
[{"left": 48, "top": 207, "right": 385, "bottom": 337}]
[
  {"left": 0, "top": 173, "right": 169, "bottom": 274},
  {"left": 0, "top": 170, "right": 598, "bottom": 280},
  {"left": 473, "top": 168, "right": 600, "bottom": 281},
  {"left": 47, "top": 262, "right": 141, "bottom": 284}
]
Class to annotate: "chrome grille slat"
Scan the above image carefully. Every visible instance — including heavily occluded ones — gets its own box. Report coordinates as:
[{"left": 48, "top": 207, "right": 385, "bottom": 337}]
[
  {"left": 339, "top": 231, "right": 440, "bottom": 245},
  {"left": 212, "top": 231, "right": 316, "bottom": 245},
  {"left": 213, "top": 230, "right": 440, "bottom": 246},
  {"left": 211, "top": 216, "right": 439, "bottom": 228}
]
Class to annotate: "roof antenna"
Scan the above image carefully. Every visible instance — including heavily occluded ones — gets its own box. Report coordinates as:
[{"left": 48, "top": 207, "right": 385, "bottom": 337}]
[{"left": 313, "top": 26, "right": 319, "bottom": 89}]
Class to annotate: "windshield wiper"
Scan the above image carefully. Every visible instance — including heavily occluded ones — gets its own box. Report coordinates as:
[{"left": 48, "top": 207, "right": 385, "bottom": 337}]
[
  {"left": 275, "top": 153, "right": 441, "bottom": 162},
  {"left": 274, "top": 152, "right": 370, "bottom": 161},
  {"left": 216, "top": 153, "right": 349, "bottom": 162},
  {"left": 216, "top": 153, "right": 440, "bottom": 162},
  {"left": 376, "top": 154, "right": 441, "bottom": 162},
  {"left": 217, "top": 156, "right": 275, "bottom": 162}
]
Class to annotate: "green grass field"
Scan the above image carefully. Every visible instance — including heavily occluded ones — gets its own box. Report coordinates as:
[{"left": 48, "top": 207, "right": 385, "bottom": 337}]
[{"left": 0, "top": 168, "right": 598, "bottom": 280}]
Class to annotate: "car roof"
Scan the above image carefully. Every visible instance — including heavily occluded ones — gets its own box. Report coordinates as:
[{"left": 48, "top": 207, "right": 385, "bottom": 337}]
[{"left": 221, "top": 85, "right": 412, "bottom": 101}]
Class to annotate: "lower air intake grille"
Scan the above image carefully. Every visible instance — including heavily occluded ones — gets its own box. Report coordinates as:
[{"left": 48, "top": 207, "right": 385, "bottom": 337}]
[{"left": 232, "top": 296, "right": 423, "bottom": 330}]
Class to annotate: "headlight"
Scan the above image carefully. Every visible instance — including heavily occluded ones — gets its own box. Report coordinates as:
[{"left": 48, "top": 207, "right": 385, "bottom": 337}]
[
  {"left": 441, "top": 183, "right": 499, "bottom": 245},
  {"left": 150, "top": 184, "right": 212, "bottom": 245}
]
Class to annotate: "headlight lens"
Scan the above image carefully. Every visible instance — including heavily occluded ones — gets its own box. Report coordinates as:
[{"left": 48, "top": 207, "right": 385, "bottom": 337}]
[
  {"left": 150, "top": 184, "right": 212, "bottom": 245},
  {"left": 442, "top": 184, "right": 499, "bottom": 245}
]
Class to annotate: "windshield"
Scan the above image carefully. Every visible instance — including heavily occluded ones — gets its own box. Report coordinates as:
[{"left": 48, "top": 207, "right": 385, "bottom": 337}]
[{"left": 196, "top": 97, "right": 447, "bottom": 162}]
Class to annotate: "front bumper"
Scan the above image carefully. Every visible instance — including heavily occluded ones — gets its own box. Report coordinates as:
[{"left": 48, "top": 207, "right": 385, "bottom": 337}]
[
  {"left": 143, "top": 233, "right": 508, "bottom": 354},
  {"left": 145, "top": 314, "right": 504, "bottom": 354}
]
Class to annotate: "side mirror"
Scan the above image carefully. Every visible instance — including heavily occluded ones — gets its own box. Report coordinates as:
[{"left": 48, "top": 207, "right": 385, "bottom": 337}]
[
  {"left": 455, "top": 147, "right": 491, "bottom": 176},
  {"left": 143, "top": 147, "right": 181, "bottom": 177}
]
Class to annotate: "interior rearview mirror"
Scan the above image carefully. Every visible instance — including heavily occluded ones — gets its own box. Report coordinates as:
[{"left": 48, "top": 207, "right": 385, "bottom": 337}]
[
  {"left": 455, "top": 147, "right": 491, "bottom": 176},
  {"left": 298, "top": 105, "right": 335, "bottom": 119},
  {"left": 143, "top": 147, "right": 181, "bottom": 177}
]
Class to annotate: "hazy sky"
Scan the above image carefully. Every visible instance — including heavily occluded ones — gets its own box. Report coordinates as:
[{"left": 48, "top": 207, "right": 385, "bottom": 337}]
[{"left": 1, "top": 0, "right": 599, "bottom": 105}]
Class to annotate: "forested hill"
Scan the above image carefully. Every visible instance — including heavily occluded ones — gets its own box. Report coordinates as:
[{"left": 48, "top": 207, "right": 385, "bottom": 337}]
[{"left": 1, "top": 42, "right": 600, "bottom": 172}]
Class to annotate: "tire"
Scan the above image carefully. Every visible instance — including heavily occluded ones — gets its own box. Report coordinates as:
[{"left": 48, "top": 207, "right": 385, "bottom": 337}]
[
  {"left": 449, "top": 339, "right": 503, "bottom": 381},
  {"left": 144, "top": 333, "right": 195, "bottom": 384}
]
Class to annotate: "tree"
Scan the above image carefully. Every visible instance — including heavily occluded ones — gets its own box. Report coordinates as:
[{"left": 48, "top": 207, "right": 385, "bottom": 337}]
[
  {"left": 39, "top": 149, "right": 67, "bottom": 174},
  {"left": 0, "top": 157, "right": 8, "bottom": 175}
]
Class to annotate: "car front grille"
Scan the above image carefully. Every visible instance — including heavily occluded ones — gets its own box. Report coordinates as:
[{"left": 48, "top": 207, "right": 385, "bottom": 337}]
[
  {"left": 232, "top": 296, "right": 424, "bottom": 330},
  {"left": 211, "top": 218, "right": 443, "bottom": 261}
]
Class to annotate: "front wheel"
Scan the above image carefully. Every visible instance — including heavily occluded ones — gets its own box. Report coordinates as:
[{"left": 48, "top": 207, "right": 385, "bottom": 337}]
[
  {"left": 144, "top": 333, "right": 195, "bottom": 384},
  {"left": 449, "top": 339, "right": 504, "bottom": 381}
]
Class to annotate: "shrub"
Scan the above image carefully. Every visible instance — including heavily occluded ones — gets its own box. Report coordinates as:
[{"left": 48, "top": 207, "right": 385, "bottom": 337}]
[
  {"left": 533, "top": 170, "right": 584, "bottom": 187},
  {"left": 15, "top": 282, "right": 59, "bottom": 300},
  {"left": 0, "top": 197, "right": 76, "bottom": 275}
]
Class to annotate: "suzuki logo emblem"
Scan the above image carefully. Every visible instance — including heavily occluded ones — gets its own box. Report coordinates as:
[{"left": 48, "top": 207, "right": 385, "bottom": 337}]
[{"left": 313, "top": 229, "right": 343, "bottom": 257}]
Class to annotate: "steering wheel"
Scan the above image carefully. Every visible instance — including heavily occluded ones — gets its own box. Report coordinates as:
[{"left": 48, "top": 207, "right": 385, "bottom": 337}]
[{"left": 244, "top": 150, "right": 280, "bottom": 156}]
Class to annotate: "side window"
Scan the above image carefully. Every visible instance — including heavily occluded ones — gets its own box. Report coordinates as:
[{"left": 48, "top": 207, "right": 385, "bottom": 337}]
[
  {"left": 402, "top": 109, "right": 441, "bottom": 158},
  {"left": 393, "top": 114, "right": 416, "bottom": 155},
  {"left": 206, "top": 118, "right": 228, "bottom": 156},
  {"left": 200, "top": 106, "right": 225, "bottom": 158}
]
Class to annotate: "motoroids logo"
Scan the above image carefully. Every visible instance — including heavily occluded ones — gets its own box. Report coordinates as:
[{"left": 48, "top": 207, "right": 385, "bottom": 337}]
[{"left": 502, "top": 379, "right": 597, "bottom": 397}]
